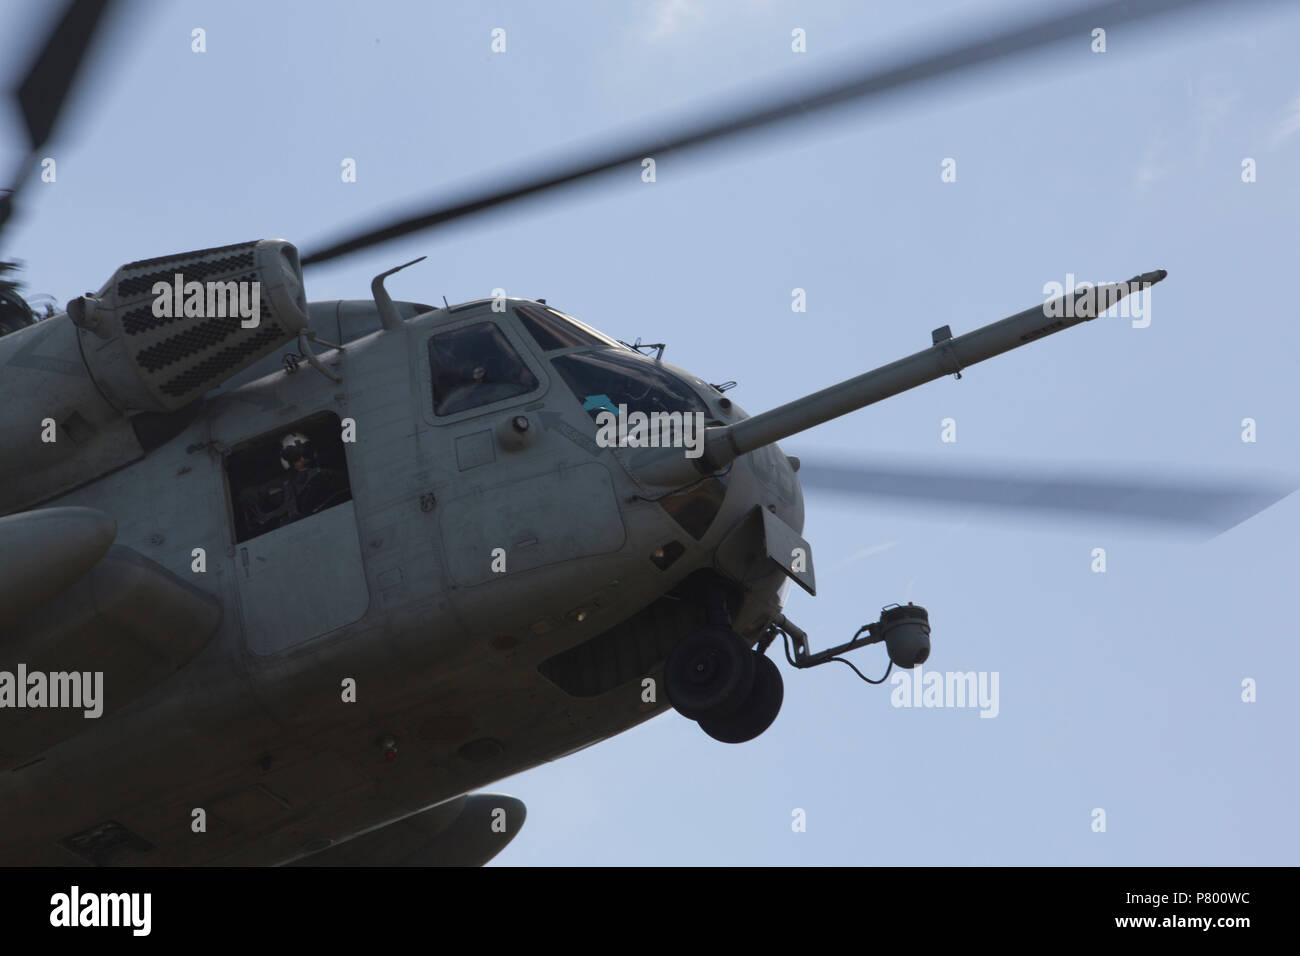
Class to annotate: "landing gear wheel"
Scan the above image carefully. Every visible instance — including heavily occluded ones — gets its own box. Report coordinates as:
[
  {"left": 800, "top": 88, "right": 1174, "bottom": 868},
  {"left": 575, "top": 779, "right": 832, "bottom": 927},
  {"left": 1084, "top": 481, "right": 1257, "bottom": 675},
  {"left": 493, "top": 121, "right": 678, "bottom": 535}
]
[
  {"left": 665, "top": 625, "right": 756, "bottom": 720},
  {"left": 698, "top": 653, "right": 784, "bottom": 744}
]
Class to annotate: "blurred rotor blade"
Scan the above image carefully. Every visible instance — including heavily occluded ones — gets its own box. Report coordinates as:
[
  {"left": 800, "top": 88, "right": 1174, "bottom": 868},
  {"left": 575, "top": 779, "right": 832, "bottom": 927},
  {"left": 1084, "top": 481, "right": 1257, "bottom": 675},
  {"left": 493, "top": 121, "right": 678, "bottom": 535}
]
[
  {"left": 15, "top": 0, "right": 113, "bottom": 151},
  {"left": 301, "top": 0, "right": 1270, "bottom": 267},
  {"left": 795, "top": 458, "right": 1295, "bottom": 535},
  {"left": 2, "top": 0, "right": 116, "bottom": 239}
]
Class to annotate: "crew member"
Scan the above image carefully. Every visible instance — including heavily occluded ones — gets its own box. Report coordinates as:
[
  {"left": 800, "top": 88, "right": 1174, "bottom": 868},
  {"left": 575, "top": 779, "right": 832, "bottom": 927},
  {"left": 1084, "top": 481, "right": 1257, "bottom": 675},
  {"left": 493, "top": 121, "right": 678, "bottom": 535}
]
[{"left": 240, "top": 431, "right": 350, "bottom": 534}]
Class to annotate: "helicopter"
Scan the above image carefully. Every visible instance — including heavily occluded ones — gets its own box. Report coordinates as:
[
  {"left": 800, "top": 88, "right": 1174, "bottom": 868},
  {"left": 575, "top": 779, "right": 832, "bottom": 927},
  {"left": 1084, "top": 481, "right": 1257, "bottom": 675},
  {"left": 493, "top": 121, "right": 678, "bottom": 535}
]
[{"left": 0, "top": 0, "right": 1291, "bottom": 867}]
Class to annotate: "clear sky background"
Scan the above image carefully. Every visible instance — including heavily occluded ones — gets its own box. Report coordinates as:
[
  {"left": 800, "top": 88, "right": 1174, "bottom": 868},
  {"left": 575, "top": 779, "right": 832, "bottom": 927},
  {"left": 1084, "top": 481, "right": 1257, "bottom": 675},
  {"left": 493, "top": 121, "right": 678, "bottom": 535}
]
[{"left": 3, "top": 0, "right": 1297, "bottom": 865}]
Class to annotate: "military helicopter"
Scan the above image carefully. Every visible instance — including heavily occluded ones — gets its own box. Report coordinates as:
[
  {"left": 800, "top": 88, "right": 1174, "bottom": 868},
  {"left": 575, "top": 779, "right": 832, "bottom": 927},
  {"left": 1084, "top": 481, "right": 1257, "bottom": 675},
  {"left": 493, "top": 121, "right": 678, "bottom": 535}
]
[{"left": 0, "top": 0, "right": 1290, "bottom": 867}]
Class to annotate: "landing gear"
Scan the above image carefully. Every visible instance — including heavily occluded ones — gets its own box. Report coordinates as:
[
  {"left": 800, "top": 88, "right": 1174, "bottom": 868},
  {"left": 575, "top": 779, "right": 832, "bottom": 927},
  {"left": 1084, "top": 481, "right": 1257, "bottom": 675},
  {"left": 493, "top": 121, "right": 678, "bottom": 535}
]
[
  {"left": 664, "top": 625, "right": 755, "bottom": 720},
  {"left": 665, "top": 626, "right": 784, "bottom": 744},
  {"left": 697, "top": 653, "right": 784, "bottom": 744},
  {"left": 661, "top": 589, "right": 933, "bottom": 745}
]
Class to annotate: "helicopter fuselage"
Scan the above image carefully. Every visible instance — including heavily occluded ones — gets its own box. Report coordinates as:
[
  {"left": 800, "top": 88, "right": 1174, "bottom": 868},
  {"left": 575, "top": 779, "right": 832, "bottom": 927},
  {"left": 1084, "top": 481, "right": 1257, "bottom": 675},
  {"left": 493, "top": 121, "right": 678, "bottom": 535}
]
[{"left": 0, "top": 297, "right": 802, "bottom": 865}]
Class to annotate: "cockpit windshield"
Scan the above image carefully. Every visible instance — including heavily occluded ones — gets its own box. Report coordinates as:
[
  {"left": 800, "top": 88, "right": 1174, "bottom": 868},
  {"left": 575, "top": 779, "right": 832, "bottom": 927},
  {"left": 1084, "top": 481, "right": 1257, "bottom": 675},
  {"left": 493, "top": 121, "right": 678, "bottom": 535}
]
[
  {"left": 514, "top": 303, "right": 630, "bottom": 353},
  {"left": 550, "top": 349, "right": 709, "bottom": 421}
]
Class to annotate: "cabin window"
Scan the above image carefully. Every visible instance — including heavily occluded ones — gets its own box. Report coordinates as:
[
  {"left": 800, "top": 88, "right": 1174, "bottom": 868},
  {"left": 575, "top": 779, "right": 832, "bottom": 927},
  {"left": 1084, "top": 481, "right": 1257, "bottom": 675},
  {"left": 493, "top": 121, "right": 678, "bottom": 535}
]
[
  {"left": 428, "top": 321, "right": 538, "bottom": 415},
  {"left": 225, "top": 412, "right": 354, "bottom": 543}
]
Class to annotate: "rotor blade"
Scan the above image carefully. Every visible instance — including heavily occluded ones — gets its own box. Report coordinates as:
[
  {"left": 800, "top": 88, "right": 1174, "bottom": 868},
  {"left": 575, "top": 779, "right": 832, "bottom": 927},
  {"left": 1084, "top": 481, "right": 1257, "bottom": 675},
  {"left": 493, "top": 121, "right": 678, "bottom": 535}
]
[
  {"left": 2, "top": 0, "right": 115, "bottom": 238},
  {"left": 15, "top": 0, "right": 113, "bottom": 151},
  {"left": 794, "top": 458, "right": 1295, "bottom": 535},
  {"left": 301, "top": 0, "right": 1270, "bottom": 268}
]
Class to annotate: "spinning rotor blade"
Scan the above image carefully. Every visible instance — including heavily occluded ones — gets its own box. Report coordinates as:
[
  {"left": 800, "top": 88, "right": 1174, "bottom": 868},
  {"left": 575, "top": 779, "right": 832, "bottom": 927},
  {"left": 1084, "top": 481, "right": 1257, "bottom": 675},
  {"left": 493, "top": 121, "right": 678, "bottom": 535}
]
[
  {"left": 795, "top": 458, "right": 1294, "bottom": 535},
  {"left": 301, "top": 0, "right": 1272, "bottom": 268},
  {"left": 1, "top": 0, "right": 116, "bottom": 241},
  {"left": 15, "top": 0, "right": 112, "bottom": 152}
]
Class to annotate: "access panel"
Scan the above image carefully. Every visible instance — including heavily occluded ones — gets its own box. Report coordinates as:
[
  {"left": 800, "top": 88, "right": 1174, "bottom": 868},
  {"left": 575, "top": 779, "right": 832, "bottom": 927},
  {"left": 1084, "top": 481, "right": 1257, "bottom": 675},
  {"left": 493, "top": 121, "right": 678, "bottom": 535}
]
[{"left": 437, "top": 462, "right": 624, "bottom": 588}]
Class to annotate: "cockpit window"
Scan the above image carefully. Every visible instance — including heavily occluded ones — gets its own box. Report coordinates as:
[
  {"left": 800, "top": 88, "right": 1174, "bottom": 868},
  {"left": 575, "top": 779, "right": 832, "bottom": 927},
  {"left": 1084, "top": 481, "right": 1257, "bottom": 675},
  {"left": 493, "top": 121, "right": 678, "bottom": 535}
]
[
  {"left": 515, "top": 304, "right": 628, "bottom": 352},
  {"left": 551, "top": 349, "right": 709, "bottom": 421},
  {"left": 428, "top": 321, "right": 538, "bottom": 416}
]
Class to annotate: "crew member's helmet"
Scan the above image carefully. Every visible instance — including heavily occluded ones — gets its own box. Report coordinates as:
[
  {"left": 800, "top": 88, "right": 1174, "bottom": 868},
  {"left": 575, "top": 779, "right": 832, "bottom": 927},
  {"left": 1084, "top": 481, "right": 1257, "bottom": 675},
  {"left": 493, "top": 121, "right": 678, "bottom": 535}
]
[{"left": 279, "top": 432, "right": 314, "bottom": 470}]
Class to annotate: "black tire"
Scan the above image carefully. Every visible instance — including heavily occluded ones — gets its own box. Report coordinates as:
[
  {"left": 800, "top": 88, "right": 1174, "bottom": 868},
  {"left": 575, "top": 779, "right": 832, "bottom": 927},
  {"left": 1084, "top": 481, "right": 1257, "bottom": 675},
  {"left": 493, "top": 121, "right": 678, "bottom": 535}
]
[
  {"left": 665, "top": 625, "right": 756, "bottom": 720},
  {"left": 698, "top": 653, "right": 784, "bottom": 744}
]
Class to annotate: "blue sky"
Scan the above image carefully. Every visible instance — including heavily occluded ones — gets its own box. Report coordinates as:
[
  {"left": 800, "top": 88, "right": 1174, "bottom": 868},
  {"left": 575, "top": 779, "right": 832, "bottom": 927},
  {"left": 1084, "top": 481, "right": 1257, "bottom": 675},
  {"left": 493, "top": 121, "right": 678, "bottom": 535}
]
[{"left": 3, "top": 0, "right": 1297, "bottom": 864}]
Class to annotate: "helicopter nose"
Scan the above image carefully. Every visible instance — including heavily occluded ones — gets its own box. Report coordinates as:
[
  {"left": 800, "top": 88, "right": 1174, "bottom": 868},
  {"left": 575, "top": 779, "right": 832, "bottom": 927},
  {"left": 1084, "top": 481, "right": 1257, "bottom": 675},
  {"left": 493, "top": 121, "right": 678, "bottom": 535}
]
[{"left": 744, "top": 444, "right": 804, "bottom": 525}]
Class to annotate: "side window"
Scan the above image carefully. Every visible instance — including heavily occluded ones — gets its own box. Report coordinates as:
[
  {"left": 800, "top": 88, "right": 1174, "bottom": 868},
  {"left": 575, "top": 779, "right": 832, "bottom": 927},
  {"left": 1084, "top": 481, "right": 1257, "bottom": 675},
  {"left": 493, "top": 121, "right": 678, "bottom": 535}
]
[
  {"left": 225, "top": 412, "right": 354, "bottom": 543},
  {"left": 429, "top": 321, "right": 538, "bottom": 416}
]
